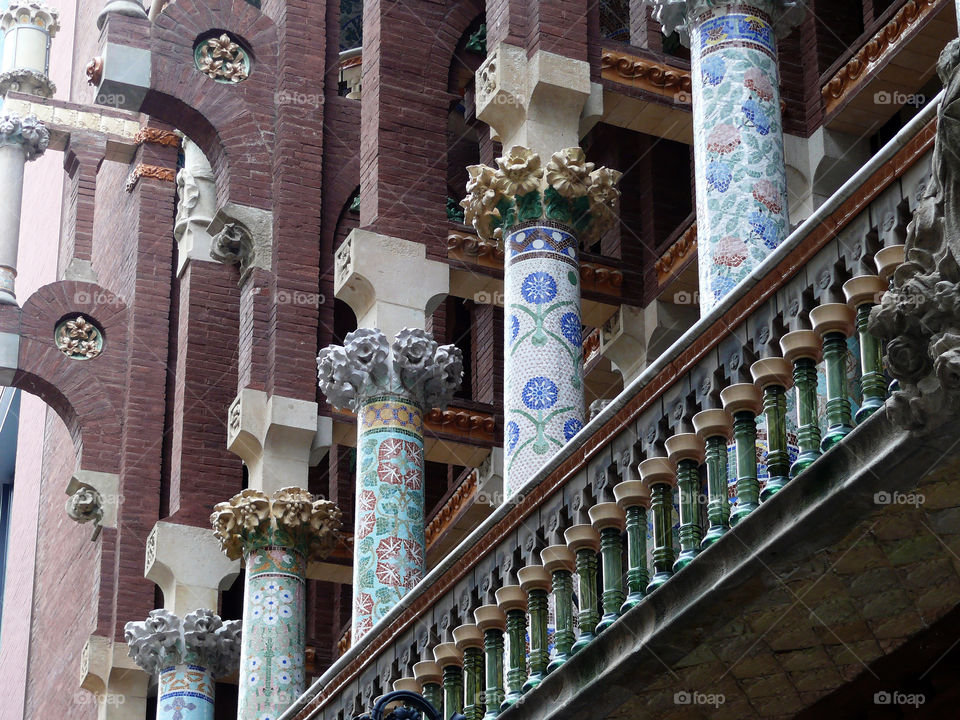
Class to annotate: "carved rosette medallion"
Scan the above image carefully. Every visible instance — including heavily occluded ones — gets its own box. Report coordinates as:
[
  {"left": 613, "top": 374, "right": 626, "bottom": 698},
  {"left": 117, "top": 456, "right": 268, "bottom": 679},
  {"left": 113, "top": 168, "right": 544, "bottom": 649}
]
[
  {"left": 194, "top": 33, "right": 250, "bottom": 83},
  {"left": 317, "top": 328, "right": 463, "bottom": 641},
  {"left": 210, "top": 488, "right": 341, "bottom": 720},
  {"left": 55, "top": 315, "right": 103, "bottom": 359},
  {"left": 461, "top": 146, "right": 621, "bottom": 498}
]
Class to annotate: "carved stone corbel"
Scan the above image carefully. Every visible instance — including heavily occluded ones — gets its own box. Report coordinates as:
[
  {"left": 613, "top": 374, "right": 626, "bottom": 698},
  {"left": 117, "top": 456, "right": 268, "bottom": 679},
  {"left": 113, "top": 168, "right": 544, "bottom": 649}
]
[{"left": 207, "top": 203, "right": 273, "bottom": 280}]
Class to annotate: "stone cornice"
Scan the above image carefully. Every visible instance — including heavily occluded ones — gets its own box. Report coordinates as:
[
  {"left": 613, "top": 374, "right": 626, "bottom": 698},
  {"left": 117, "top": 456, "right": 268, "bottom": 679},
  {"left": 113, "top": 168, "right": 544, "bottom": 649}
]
[
  {"left": 600, "top": 50, "right": 691, "bottom": 103},
  {"left": 821, "top": 0, "right": 938, "bottom": 115}
]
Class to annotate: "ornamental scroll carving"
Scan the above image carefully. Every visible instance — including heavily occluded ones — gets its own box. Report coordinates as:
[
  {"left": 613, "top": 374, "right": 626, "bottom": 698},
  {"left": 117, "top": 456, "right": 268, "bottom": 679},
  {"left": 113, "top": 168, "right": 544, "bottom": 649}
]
[
  {"left": 868, "top": 41, "right": 960, "bottom": 432},
  {"left": 317, "top": 327, "right": 464, "bottom": 412}
]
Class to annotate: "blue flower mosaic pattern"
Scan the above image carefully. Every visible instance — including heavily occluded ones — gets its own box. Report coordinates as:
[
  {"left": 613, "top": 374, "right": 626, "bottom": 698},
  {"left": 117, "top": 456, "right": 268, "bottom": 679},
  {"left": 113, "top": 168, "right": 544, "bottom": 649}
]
[
  {"left": 522, "top": 377, "right": 559, "bottom": 410},
  {"left": 560, "top": 312, "right": 582, "bottom": 346},
  {"left": 706, "top": 161, "right": 732, "bottom": 193},
  {"left": 509, "top": 314, "right": 519, "bottom": 344},
  {"left": 701, "top": 55, "right": 726, "bottom": 86},
  {"left": 748, "top": 212, "right": 779, "bottom": 249},
  {"left": 563, "top": 417, "right": 583, "bottom": 441},
  {"left": 742, "top": 99, "right": 771, "bottom": 135},
  {"left": 521, "top": 272, "right": 558, "bottom": 304},
  {"left": 506, "top": 421, "right": 519, "bottom": 454}
]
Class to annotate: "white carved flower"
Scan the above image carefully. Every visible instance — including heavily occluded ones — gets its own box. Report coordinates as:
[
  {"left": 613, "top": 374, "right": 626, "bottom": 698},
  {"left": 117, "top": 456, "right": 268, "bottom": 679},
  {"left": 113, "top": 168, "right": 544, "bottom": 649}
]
[
  {"left": 422, "top": 343, "right": 464, "bottom": 410},
  {"left": 344, "top": 327, "right": 390, "bottom": 383},
  {"left": 393, "top": 328, "right": 438, "bottom": 395},
  {"left": 272, "top": 486, "right": 314, "bottom": 528},
  {"left": 546, "top": 148, "right": 594, "bottom": 198},
  {"left": 494, "top": 146, "right": 544, "bottom": 196},
  {"left": 584, "top": 166, "right": 623, "bottom": 242},
  {"left": 317, "top": 344, "right": 364, "bottom": 411},
  {"left": 461, "top": 164, "right": 503, "bottom": 242}
]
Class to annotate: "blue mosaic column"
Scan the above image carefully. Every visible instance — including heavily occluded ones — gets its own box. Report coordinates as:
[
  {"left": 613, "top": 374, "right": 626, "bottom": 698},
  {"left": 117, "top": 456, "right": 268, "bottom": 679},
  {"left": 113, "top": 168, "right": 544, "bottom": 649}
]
[
  {"left": 651, "top": 2, "right": 804, "bottom": 313},
  {"left": 317, "top": 328, "right": 463, "bottom": 641},
  {"left": 461, "top": 148, "right": 621, "bottom": 498},
  {"left": 124, "top": 609, "right": 241, "bottom": 720},
  {"left": 211, "top": 488, "right": 342, "bottom": 720}
]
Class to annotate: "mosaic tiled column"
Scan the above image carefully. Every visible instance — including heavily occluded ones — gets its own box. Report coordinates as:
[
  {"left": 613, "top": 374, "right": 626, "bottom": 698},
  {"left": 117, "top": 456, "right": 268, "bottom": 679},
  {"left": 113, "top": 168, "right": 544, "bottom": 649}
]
[
  {"left": 317, "top": 328, "right": 462, "bottom": 640},
  {"left": 0, "top": 112, "right": 49, "bottom": 303},
  {"left": 461, "top": 148, "right": 621, "bottom": 498},
  {"left": 649, "top": 1, "right": 804, "bottom": 312},
  {"left": 125, "top": 609, "right": 241, "bottom": 720},
  {"left": 211, "top": 488, "right": 342, "bottom": 720}
]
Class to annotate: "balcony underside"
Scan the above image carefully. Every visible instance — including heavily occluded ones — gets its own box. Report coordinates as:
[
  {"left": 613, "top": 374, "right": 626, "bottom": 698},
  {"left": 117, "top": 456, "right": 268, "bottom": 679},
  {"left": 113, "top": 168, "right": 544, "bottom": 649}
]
[{"left": 500, "top": 413, "right": 960, "bottom": 720}]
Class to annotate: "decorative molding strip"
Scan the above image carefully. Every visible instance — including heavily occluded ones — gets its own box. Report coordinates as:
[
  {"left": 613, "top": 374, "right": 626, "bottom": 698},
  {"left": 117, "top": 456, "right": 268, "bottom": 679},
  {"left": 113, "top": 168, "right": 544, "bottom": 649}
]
[
  {"left": 656, "top": 221, "right": 698, "bottom": 286},
  {"left": 291, "top": 117, "right": 938, "bottom": 720},
  {"left": 600, "top": 49, "right": 692, "bottom": 102},
  {"left": 582, "top": 327, "right": 602, "bottom": 367},
  {"left": 447, "top": 228, "right": 623, "bottom": 297},
  {"left": 125, "top": 163, "right": 176, "bottom": 192},
  {"left": 424, "top": 407, "right": 496, "bottom": 438},
  {"left": 821, "top": 0, "right": 938, "bottom": 115},
  {"left": 134, "top": 127, "right": 180, "bottom": 148},
  {"left": 425, "top": 469, "right": 479, "bottom": 547},
  {"left": 337, "top": 628, "right": 352, "bottom": 658}
]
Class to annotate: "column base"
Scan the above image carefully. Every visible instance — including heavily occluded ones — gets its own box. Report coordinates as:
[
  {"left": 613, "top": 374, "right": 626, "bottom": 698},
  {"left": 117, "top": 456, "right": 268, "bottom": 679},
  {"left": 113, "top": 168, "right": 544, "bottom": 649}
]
[
  {"left": 571, "top": 631, "right": 596, "bottom": 654},
  {"left": 673, "top": 548, "right": 699, "bottom": 572},
  {"left": 700, "top": 525, "right": 728, "bottom": 549},
  {"left": 856, "top": 398, "right": 885, "bottom": 424},
  {"left": 760, "top": 475, "right": 790, "bottom": 502},
  {"left": 645, "top": 571, "right": 673, "bottom": 594},
  {"left": 729, "top": 501, "right": 758, "bottom": 527},
  {"left": 820, "top": 425, "right": 853, "bottom": 452},
  {"left": 483, "top": 709, "right": 501, "bottom": 720},
  {"left": 620, "top": 591, "right": 645, "bottom": 614},
  {"left": 595, "top": 611, "right": 621, "bottom": 634},
  {"left": 521, "top": 672, "right": 545, "bottom": 693},
  {"left": 790, "top": 452, "right": 820, "bottom": 477},
  {"left": 501, "top": 691, "right": 523, "bottom": 710},
  {"left": 546, "top": 653, "right": 570, "bottom": 674}
]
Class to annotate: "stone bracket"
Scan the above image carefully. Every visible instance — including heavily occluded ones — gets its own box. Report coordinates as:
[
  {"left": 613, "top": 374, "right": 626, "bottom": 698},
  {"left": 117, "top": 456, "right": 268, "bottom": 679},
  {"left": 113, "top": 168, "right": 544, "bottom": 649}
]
[
  {"left": 334, "top": 229, "right": 449, "bottom": 339},
  {"left": 599, "top": 305, "right": 647, "bottom": 384},
  {"left": 145, "top": 520, "right": 241, "bottom": 615},
  {"left": 66, "top": 470, "right": 120, "bottom": 533},
  {"left": 79, "top": 634, "right": 150, "bottom": 718},
  {"left": 227, "top": 388, "right": 323, "bottom": 493},
  {"left": 96, "top": 41, "right": 151, "bottom": 113},
  {"left": 207, "top": 202, "right": 273, "bottom": 280}
]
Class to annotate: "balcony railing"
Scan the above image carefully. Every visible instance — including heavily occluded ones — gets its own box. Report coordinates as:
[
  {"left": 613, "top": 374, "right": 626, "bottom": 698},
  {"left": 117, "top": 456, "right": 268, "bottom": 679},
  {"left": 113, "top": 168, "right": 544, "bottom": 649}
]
[{"left": 279, "top": 92, "right": 941, "bottom": 720}]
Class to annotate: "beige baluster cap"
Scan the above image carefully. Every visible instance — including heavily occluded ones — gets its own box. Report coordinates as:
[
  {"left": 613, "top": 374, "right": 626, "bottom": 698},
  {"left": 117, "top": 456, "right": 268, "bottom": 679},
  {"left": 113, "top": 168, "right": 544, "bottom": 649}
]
[
  {"left": 874, "top": 244, "right": 905, "bottom": 283},
  {"left": 638, "top": 457, "right": 678, "bottom": 489},
  {"left": 474, "top": 604, "right": 507, "bottom": 633},
  {"left": 750, "top": 357, "right": 794, "bottom": 391},
  {"left": 433, "top": 642, "right": 464, "bottom": 668},
  {"left": 453, "top": 624, "right": 484, "bottom": 650},
  {"left": 665, "top": 433, "right": 705, "bottom": 465},
  {"left": 843, "top": 275, "right": 887, "bottom": 308},
  {"left": 588, "top": 502, "right": 626, "bottom": 532},
  {"left": 564, "top": 524, "right": 601, "bottom": 553},
  {"left": 780, "top": 329, "right": 822, "bottom": 364},
  {"left": 692, "top": 408, "right": 734, "bottom": 441},
  {"left": 517, "top": 564, "right": 552, "bottom": 593},
  {"left": 810, "top": 303, "right": 855, "bottom": 338},
  {"left": 495, "top": 585, "right": 528, "bottom": 613},
  {"left": 540, "top": 544, "right": 576, "bottom": 574},
  {"left": 613, "top": 479, "right": 651, "bottom": 509},
  {"left": 413, "top": 661, "right": 443, "bottom": 686},
  {"left": 721, "top": 383, "right": 763, "bottom": 416},
  {"left": 393, "top": 677, "right": 423, "bottom": 693}
]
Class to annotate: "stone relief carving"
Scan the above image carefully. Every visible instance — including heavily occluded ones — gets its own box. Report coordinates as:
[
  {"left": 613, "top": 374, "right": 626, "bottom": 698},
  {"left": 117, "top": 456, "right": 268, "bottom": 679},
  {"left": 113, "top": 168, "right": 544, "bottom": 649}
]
[
  {"left": 210, "top": 486, "right": 343, "bottom": 561},
  {"left": 0, "top": 69, "right": 56, "bottom": 98},
  {"left": 317, "top": 327, "right": 463, "bottom": 412},
  {"left": 207, "top": 203, "right": 273, "bottom": 279},
  {"left": 55, "top": 315, "right": 103, "bottom": 359},
  {"left": 65, "top": 483, "right": 104, "bottom": 539},
  {"left": 124, "top": 608, "right": 242, "bottom": 678},
  {"left": 0, "top": 112, "right": 49, "bottom": 160},
  {"left": 195, "top": 33, "right": 250, "bottom": 83},
  {"left": 869, "top": 40, "right": 960, "bottom": 432}
]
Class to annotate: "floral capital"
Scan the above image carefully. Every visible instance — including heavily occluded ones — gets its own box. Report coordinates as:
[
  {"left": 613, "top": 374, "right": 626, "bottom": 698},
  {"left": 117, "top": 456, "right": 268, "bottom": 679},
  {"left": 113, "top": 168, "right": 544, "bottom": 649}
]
[
  {"left": 0, "top": 113, "right": 49, "bottom": 161},
  {"left": 124, "top": 609, "right": 241, "bottom": 677},
  {"left": 647, "top": 0, "right": 807, "bottom": 46}
]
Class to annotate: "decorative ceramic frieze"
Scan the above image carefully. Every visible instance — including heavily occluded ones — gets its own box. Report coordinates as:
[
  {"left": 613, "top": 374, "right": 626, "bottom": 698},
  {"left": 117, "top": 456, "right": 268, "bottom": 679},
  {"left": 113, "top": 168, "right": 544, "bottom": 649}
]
[
  {"left": 461, "top": 147, "right": 621, "bottom": 497},
  {"left": 194, "top": 33, "right": 250, "bottom": 83},
  {"left": 869, "top": 41, "right": 960, "bottom": 432}
]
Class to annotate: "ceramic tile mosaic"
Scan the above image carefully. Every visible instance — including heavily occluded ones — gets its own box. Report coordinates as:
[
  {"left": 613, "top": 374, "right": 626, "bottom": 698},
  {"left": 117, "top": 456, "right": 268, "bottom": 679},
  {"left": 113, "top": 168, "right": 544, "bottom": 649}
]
[
  {"left": 158, "top": 665, "right": 215, "bottom": 720},
  {"left": 691, "top": 5, "right": 789, "bottom": 314},
  {"left": 352, "top": 395, "right": 426, "bottom": 641},
  {"left": 504, "top": 222, "right": 586, "bottom": 496}
]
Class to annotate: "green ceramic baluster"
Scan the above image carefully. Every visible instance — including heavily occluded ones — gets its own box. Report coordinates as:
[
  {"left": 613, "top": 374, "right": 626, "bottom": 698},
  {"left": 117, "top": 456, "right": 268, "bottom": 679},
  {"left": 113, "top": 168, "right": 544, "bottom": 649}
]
[
  {"left": 751, "top": 358, "right": 794, "bottom": 501},
  {"left": 565, "top": 524, "right": 601, "bottom": 653},
  {"left": 613, "top": 480, "right": 650, "bottom": 612},
  {"left": 433, "top": 643, "right": 464, "bottom": 720},
  {"left": 413, "top": 662, "right": 443, "bottom": 716},
  {"left": 693, "top": 409, "right": 733, "bottom": 548},
  {"left": 844, "top": 276, "right": 889, "bottom": 423},
  {"left": 495, "top": 587, "right": 527, "bottom": 710},
  {"left": 518, "top": 566, "right": 551, "bottom": 692},
  {"left": 780, "top": 330, "right": 822, "bottom": 476},
  {"left": 589, "top": 503, "right": 626, "bottom": 633},
  {"left": 722, "top": 384, "right": 763, "bottom": 526},
  {"left": 474, "top": 606, "right": 506, "bottom": 720},
  {"left": 811, "top": 303, "right": 856, "bottom": 451},
  {"left": 541, "top": 545, "right": 576, "bottom": 673},
  {"left": 665, "top": 434, "right": 704, "bottom": 571},
  {"left": 453, "top": 626, "right": 485, "bottom": 720},
  {"left": 639, "top": 458, "right": 678, "bottom": 592}
]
